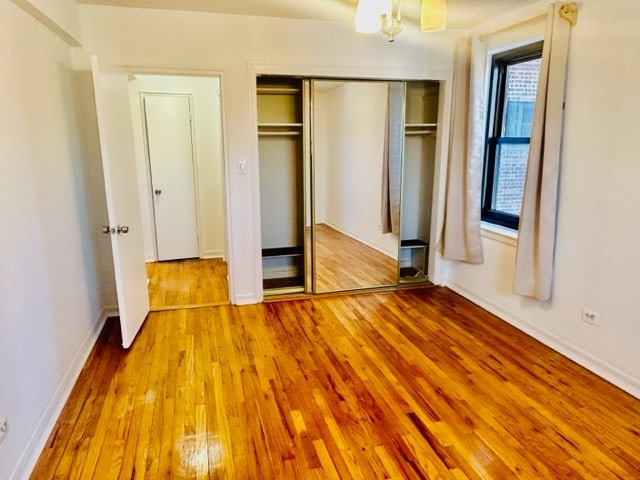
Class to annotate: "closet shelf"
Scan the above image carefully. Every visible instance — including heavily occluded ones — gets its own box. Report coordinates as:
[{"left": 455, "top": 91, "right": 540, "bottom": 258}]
[
  {"left": 262, "top": 246, "right": 304, "bottom": 258},
  {"left": 400, "top": 239, "right": 429, "bottom": 248},
  {"left": 405, "top": 123, "right": 437, "bottom": 136},
  {"left": 258, "top": 122, "right": 303, "bottom": 127},
  {"left": 256, "top": 87, "right": 301, "bottom": 94}
]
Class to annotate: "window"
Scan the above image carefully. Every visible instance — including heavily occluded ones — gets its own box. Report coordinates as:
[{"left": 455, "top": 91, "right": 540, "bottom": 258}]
[{"left": 482, "top": 42, "right": 543, "bottom": 230}]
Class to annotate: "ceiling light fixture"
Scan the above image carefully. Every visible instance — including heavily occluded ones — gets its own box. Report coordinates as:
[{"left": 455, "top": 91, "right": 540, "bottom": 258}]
[
  {"left": 355, "top": 0, "right": 447, "bottom": 41},
  {"left": 420, "top": 0, "right": 447, "bottom": 32},
  {"left": 380, "top": 1, "right": 404, "bottom": 42}
]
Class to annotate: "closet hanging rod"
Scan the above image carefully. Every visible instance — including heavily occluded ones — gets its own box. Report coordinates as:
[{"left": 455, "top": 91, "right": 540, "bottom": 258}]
[
  {"left": 258, "top": 131, "right": 301, "bottom": 137},
  {"left": 256, "top": 87, "right": 301, "bottom": 94},
  {"left": 405, "top": 130, "right": 433, "bottom": 135}
]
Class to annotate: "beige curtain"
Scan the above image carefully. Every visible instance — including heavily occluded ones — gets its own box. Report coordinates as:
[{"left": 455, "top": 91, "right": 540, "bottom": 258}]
[
  {"left": 513, "top": 3, "right": 575, "bottom": 300},
  {"left": 381, "top": 82, "right": 405, "bottom": 235},
  {"left": 438, "top": 36, "right": 485, "bottom": 263}
]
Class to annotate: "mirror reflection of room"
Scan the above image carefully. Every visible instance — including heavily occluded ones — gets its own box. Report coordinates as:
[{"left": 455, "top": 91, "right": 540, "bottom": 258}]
[
  {"left": 312, "top": 80, "right": 400, "bottom": 293},
  {"left": 128, "top": 74, "right": 230, "bottom": 310}
]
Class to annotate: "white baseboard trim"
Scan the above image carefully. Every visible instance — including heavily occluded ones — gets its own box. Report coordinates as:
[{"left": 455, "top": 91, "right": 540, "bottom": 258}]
[
  {"left": 201, "top": 250, "right": 225, "bottom": 260},
  {"left": 323, "top": 222, "right": 396, "bottom": 259},
  {"left": 447, "top": 281, "right": 640, "bottom": 400},
  {"left": 233, "top": 293, "right": 259, "bottom": 305},
  {"left": 103, "top": 304, "right": 119, "bottom": 318},
  {"left": 9, "top": 309, "right": 110, "bottom": 480}
]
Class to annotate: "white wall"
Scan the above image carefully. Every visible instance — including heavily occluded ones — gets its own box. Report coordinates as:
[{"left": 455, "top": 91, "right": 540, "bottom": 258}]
[
  {"left": 128, "top": 75, "right": 227, "bottom": 261},
  {"left": 401, "top": 135, "right": 435, "bottom": 242},
  {"left": 0, "top": 1, "right": 109, "bottom": 478},
  {"left": 444, "top": 0, "right": 640, "bottom": 398},
  {"left": 9, "top": 0, "right": 81, "bottom": 44},
  {"left": 77, "top": 5, "right": 457, "bottom": 303},
  {"left": 314, "top": 81, "right": 398, "bottom": 257}
]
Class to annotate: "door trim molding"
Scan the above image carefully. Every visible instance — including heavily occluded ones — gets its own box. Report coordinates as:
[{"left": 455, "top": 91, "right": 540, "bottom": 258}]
[{"left": 121, "top": 67, "right": 234, "bottom": 302}]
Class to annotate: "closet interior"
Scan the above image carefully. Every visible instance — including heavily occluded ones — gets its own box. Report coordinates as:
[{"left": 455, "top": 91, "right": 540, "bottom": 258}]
[
  {"left": 257, "top": 76, "right": 439, "bottom": 297},
  {"left": 257, "top": 77, "right": 308, "bottom": 295},
  {"left": 399, "top": 81, "right": 439, "bottom": 283}
]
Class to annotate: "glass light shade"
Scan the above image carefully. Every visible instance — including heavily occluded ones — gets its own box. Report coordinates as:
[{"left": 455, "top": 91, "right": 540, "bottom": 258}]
[
  {"left": 355, "top": 0, "right": 389, "bottom": 33},
  {"left": 420, "top": 0, "right": 447, "bottom": 32},
  {"left": 380, "top": 1, "right": 403, "bottom": 42}
]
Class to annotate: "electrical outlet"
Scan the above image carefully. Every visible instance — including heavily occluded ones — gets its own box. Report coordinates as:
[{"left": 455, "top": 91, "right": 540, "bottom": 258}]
[
  {"left": 582, "top": 308, "right": 600, "bottom": 326},
  {"left": 0, "top": 416, "right": 7, "bottom": 443}
]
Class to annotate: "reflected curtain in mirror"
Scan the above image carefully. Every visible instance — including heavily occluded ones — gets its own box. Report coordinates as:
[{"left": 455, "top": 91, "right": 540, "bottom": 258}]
[{"left": 381, "top": 82, "right": 406, "bottom": 235}]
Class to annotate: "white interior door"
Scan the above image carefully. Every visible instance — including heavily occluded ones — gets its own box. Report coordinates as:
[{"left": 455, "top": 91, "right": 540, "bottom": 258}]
[
  {"left": 144, "top": 95, "right": 199, "bottom": 261},
  {"left": 91, "top": 56, "right": 150, "bottom": 348}
]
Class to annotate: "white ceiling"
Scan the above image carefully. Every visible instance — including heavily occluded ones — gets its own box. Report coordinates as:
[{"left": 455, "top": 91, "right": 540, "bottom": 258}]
[{"left": 77, "top": 0, "right": 542, "bottom": 30}]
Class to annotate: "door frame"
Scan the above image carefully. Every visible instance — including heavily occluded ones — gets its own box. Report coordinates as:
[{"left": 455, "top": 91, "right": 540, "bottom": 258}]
[
  {"left": 139, "top": 92, "right": 201, "bottom": 261},
  {"left": 125, "top": 67, "right": 233, "bottom": 300}
]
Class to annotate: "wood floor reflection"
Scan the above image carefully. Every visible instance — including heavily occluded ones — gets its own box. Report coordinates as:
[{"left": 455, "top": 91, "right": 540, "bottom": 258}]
[
  {"left": 314, "top": 223, "right": 398, "bottom": 292},
  {"left": 31, "top": 287, "right": 640, "bottom": 479},
  {"left": 146, "top": 258, "right": 229, "bottom": 310}
]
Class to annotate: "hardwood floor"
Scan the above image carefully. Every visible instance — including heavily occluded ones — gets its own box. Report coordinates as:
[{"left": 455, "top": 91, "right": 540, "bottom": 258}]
[
  {"left": 314, "top": 224, "right": 398, "bottom": 292},
  {"left": 146, "top": 258, "right": 229, "bottom": 310},
  {"left": 31, "top": 288, "right": 640, "bottom": 479}
]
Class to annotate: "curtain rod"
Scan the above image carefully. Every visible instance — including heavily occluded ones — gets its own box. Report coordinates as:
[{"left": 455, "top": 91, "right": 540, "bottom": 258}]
[{"left": 477, "top": 13, "right": 547, "bottom": 42}]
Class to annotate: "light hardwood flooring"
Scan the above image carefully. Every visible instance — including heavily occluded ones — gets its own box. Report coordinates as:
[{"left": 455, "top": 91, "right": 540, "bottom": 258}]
[
  {"left": 313, "top": 223, "right": 399, "bottom": 292},
  {"left": 146, "top": 258, "right": 229, "bottom": 310},
  {"left": 31, "top": 287, "right": 640, "bottom": 479}
]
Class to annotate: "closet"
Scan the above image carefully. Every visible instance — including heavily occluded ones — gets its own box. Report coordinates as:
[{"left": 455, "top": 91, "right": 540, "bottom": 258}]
[
  {"left": 399, "top": 81, "right": 439, "bottom": 283},
  {"left": 257, "top": 76, "right": 439, "bottom": 296},
  {"left": 257, "top": 77, "right": 309, "bottom": 295}
]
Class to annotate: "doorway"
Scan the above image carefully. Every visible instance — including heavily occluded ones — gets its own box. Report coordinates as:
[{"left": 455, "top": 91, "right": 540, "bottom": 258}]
[
  {"left": 143, "top": 93, "right": 199, "bottom": 261},
  {"left": 129, "top": 74, "right": 229, "bottom": 309}
]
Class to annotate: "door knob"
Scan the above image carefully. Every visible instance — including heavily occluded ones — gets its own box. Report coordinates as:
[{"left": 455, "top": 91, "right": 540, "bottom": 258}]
[
  {"left": 154, "top": 189, "right": 162, "bottom": 195},
  {"left": 117, "top": 225, "right": 130, "bottom": 234}
]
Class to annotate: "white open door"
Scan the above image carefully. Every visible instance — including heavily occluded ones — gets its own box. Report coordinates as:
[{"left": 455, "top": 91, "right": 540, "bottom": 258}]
[{"left": 91, "top": 56, "right": 150, "bottom": 348}]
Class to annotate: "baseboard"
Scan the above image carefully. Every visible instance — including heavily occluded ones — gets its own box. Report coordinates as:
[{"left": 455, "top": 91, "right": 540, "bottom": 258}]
[
  {"left": 9, "top": 309, "right": 110, "bottom": 480},
  {"left": 103, "top": 304, "right": 119, "bottom": 318},
  {"left": 201, "top": 250, "right": 225, "bottom": 260},
  {"left": 233, "top": 292, "right": 259, "bottom": 305},
  {"left": 447, "top": 281, "right": 640, "bottom": 399},
  {"left": 323, "top": 222, "right": 396, "bottom": 259}
]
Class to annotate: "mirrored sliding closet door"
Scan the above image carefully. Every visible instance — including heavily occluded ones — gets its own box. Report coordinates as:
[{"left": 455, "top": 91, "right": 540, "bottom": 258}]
[
  {"left": 257, "top": 75, "right": 440, "bottom": 297},
  {"left": 311, "top": 80, "right": 403, "bottom": 293}
]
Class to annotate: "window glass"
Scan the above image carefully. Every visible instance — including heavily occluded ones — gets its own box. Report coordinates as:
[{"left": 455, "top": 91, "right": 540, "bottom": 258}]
[
  {"left": 503, "top": 58, "right": 540, "bottom": 137},
  {"left": 492, "top": 143, "right": 530, "bottom": 216},
  {"left": 482, "top": 43, "right": 542, "bottom": 230}
]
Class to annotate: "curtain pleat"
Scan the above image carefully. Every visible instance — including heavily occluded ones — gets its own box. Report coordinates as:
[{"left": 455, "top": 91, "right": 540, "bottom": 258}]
[
  {"left": 381, "top": 82, "right": 404, "bottom": 235},
  {"left": 438, "top": 36, "right": 485, "bottom": 264},
  {"left": 513, "top": 3, "right": 574, "bottom": 300}
]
